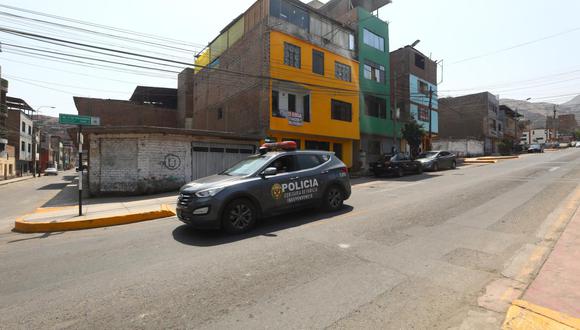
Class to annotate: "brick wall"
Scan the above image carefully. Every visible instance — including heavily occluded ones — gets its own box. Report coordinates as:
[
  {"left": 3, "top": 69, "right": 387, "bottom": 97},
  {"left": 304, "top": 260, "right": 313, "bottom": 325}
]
[
  {"left": 74, "top": 97, "right": 178, "bottom": 128},
  {"left": 88, "top": 132, "right": 257, "bottom": 196}
]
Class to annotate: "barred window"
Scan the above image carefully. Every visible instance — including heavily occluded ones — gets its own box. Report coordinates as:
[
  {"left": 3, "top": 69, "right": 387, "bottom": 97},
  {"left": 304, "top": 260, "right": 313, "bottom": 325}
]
[
  {"left": 284, "top": 42, "right": 301, "bottom": 68},
  {"left": 335, "top": 62, "right": 351, "bottom": 82}
]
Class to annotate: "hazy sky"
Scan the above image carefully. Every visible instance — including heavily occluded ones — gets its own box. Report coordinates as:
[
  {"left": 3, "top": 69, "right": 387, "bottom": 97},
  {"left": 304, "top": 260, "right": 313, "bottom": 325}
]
[{"left": 1, "top": 0, "right": 579, "bottom": 118}]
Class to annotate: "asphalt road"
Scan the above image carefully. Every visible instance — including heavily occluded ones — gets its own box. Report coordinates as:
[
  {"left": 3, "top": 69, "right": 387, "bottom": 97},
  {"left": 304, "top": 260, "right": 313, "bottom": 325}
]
[
  {"left": 0, "top": 171, "right": 78, "bottom": 233},
  {"left": 1, "top": 150, "right": 580, "bottom": 329}
]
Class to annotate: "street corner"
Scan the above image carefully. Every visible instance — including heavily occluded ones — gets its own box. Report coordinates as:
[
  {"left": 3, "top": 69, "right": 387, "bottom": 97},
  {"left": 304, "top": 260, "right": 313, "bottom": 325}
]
[
  {"left": 502, "top": 300, "right": 580, "bottom": 330},
  {"left": 13, "top": 204, "right": 176, "bottom": 233}
]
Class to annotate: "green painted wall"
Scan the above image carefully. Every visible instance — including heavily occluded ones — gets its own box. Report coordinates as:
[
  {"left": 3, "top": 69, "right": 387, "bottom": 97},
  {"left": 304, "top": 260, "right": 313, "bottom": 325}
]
[{"left": 357, "top": 8, "right": 396, "bottom": 137}]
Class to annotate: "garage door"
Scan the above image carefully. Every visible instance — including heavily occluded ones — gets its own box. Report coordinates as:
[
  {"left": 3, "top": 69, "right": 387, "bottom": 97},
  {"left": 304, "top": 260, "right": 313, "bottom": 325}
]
[{"left": 191, "top": 142, "right": 255, "bottom": 180}]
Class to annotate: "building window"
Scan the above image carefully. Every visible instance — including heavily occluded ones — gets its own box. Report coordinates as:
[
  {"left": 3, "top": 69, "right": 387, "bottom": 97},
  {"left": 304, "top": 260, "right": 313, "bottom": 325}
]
[
  {"left": 335, "top": 62, "right": 351, "bottom": 82},
  {"left": 21, "top": 141, "right": 25, "bottom": 151},
  {"left": 305, "top": 140, "right": 330, "bottom": 151},
  {"left": 272, "top": 90, "right": 281, "bottom": 117},
  {"left": 284, "top": 42, "right": 301, "bottom": 68},
  {"left": 364, "top": 95, "right": 387, "bottom": 118},
  {"left": 363, "top": 60, "right": 385, "bottom": 84},
  {"left": 363, "top": 28, "right": 384, "bottom": 51},
  {"left": 415, "top": 54, "right": 425, "bottom": 69},
  {"left": 21, "top": 121, "right": 25, "bottom": 133},
  {"left": 270, "top": 0, "right": 310, "bottom": 31},
  {"left": 303, "top": 95, "right": 310, "bottom": 122},
  {"left": 28, "top": 143, "right": 31, "bottom": 153},
  {"left": 312, "top": 49, "right": 324, "bottom": 75},
  {"left": 498, "top": 123, "right": 502, "bottom": 132},
  {"left": 217, "top": 108, "right": 223, "bottom": 120},
  {"left": 331, "top": 99, "right": 352, "bottom": 122},
  {"left": 28, "top": 126, "right": 32, "bottom": 135},
  {"left": 418, "top": 105, "right": 429, "bottom": 121},
  {"left": 288, "top": 93, "right": 296, "bottom": 112},
  {"left": 419, "top": 81, "right": 429, "bottom": 96},
  {"left": 333, "top": 143, "right": 343, "bottom": 161}
]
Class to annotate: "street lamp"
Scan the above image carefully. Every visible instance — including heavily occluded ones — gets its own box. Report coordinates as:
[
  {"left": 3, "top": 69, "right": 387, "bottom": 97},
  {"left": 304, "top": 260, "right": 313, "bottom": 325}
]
[{"left": 33, "top": 106, "right": 55, "bottom": 177}]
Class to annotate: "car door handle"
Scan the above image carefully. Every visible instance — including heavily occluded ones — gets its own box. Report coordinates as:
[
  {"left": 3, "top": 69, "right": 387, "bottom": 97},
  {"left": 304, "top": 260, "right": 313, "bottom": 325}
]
[
  {"left": 321, "top": 170, "right": 329, "bottom": 174},
  {"left": 290, "top": 176, "right": 300, "bottom": 180}
]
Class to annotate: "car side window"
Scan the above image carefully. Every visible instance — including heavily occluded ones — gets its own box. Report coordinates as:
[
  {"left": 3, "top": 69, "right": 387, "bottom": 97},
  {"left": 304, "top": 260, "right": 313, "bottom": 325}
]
[
  {"left": 296, "top": 154, "right": 323, "bottom": 170},
  {"left": 268, "top": 155, "right": 298, "bottom": 174}
]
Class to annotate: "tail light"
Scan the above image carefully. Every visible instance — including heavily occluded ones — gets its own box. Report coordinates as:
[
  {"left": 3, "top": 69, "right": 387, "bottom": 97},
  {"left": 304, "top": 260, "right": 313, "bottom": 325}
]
[{"left": 340, "top": 167, "right": 348, "bottom": 174}]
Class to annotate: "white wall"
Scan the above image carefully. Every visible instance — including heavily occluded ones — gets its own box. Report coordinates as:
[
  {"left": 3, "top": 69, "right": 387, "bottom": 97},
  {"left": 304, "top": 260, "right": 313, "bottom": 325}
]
[{"left": 432, "top": 139, "right": 484, "bottom": 157}]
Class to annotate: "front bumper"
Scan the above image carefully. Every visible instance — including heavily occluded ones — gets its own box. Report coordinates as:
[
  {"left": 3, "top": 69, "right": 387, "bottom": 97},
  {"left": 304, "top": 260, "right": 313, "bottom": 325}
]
[{"left": 176, "top": 195, "right": 223, "bottom": 229}]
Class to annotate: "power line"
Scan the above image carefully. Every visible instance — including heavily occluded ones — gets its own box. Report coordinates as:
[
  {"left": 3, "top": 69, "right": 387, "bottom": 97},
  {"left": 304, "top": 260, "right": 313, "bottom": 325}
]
[{"left": 451, "top": 26, "right": 580, "bottom": 65}]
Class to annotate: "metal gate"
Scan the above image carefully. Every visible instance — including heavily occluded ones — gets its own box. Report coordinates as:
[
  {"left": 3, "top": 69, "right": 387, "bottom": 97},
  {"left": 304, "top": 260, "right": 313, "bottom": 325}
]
[{"left": 191, "top": 142, "right": 255, "bottom": 180}]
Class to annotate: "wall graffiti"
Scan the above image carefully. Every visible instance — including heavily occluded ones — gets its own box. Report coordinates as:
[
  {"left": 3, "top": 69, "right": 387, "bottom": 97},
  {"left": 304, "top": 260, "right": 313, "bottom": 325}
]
[{"left": 163, "top": 154, "right": 181, "bottom": 170}]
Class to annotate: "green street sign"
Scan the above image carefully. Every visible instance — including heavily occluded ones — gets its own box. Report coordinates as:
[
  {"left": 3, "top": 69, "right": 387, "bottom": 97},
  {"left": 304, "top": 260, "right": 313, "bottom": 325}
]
[{"left": 59, "top": 113, "right": 100, "bottom": 126}]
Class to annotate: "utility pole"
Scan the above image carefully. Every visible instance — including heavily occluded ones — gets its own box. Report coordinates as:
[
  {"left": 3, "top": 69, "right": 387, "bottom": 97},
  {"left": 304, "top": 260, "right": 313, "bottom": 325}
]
[
  {"left": 393, "top": 71, "right": 398, "bottom": 152},
  {"left": 553, "top": 105, "right": 557, "bottom": 142},
  {"left": 78, "top": 126, "right": 83, "bottom": 216},
  {"left": 428, "top": 87, "right": 433, "bottom": 151}
]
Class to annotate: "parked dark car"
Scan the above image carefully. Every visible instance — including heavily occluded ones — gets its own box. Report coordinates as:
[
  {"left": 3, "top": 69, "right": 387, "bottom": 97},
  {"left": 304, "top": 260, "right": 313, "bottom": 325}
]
[
  {"left": 416, "top": 151, "right": 457, "bottom": 171},
  {"left": 370, "top": 153, "right": 423, "bottom": 177},
  {"left": 528, "top": 144, "right": 544, "bottom": 153}
]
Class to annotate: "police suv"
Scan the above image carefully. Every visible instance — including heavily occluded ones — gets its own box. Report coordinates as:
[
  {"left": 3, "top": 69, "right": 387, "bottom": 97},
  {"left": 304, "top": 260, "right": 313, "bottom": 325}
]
[{"left": 176, "top": 141, "right": 351, "bottom": 233}]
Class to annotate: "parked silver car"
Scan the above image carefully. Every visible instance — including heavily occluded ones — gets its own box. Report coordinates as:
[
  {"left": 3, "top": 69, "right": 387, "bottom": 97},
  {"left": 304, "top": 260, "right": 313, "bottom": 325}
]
[{"left": 416, "top": 151, "right": 457, "bottom": 171}]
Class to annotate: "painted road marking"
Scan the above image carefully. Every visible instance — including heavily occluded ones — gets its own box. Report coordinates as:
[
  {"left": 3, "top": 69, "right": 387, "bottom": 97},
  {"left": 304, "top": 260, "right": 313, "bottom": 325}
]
[
  {"left": 549, "top": 167, "right": 560, "bottom": 172},
  {"left": 338, "top": 243, "right": 350, "bottom": 249}
]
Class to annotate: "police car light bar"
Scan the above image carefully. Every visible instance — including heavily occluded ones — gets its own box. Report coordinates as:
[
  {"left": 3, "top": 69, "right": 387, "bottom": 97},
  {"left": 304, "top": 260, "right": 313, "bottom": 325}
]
[{"left": 259, "top": 141, "right": 297, "bottom": 154}]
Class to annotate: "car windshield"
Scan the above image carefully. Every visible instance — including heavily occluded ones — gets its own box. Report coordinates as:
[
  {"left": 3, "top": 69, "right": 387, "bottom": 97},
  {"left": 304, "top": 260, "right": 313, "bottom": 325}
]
[
  {"left": 221, "top": 155, "right": 271, "bottom": 176},
  {"left": 416, "top": 152, "right": 439, "bottom": 159}
]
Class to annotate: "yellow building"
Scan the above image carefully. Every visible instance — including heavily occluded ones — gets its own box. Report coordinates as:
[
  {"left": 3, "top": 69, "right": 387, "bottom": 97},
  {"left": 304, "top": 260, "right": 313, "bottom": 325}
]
[{"left": 268, "top": 31, "right": 360, "bottom": 167}]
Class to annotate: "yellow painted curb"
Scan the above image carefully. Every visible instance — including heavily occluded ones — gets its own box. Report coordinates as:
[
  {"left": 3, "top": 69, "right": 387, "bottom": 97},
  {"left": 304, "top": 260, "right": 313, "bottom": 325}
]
[
  {"left": 13, "top": 204, "right": 176, "bottom": 233},
  {"left": 463, "top": 159, "right": 498, "bottom": 164},
  {"left": 477, "top": 156, "right": 519, "bottom": 160},
  {"left": 503, "top": 300, "right": 580, "bottom": 330}
]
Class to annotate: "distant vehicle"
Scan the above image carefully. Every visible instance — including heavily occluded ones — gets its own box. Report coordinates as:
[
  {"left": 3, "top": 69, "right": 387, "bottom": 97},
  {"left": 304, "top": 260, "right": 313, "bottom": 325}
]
[
  {"left": 370, "top": 153, "right": 423, "bottom": 177},
  {"left": 571, "top": 141, "right": 577, "bottom": 147},
  {"left": 177, "top": 141, "right": 351, "bottom": 234},
  {"left": 415, "top": 150, "right": 457, "bottom": 171},
  {"left": 559, "top": 143, "right": 569, "bottom": 148},
  {"left": 527, "top": 144, "right": 544, "bottom": 153},
  {"left": 44, "top": 167, "right": 58, "bottom": 176},
  {"left": 576, "top": 143, "right": 580, "bottom": 148}
]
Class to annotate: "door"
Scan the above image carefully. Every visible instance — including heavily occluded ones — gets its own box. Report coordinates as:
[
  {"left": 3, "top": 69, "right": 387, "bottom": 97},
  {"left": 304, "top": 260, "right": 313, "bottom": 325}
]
[
  {"left": 439, "top": 151, "right": 452, "bottom": 168},
  {"left": 259, "top": 155, "right": 300, "bottom": 215},
  {"left": 191, "top": 142, "right": 255, "bottom": 180},
  {"left": 295, "top": 153, "right": 327, "bottom": 204}
]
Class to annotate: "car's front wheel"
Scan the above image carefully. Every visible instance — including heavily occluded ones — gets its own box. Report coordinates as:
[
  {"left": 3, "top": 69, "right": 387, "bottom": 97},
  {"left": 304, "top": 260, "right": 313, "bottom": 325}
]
[
  {"left": 451, "top": 160, "right": 457, "bottom": 169},
  {"left": 222, "top": 199, "right": 257, "bottom": 234},
  {"left": 323, "top": 186, "right": 344, "bottom": 212}
]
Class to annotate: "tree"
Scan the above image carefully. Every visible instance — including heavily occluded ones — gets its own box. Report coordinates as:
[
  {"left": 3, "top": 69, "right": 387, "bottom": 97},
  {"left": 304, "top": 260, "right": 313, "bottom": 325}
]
[{"left": 401, "top": 119, "right": 426, "bottom": 158}]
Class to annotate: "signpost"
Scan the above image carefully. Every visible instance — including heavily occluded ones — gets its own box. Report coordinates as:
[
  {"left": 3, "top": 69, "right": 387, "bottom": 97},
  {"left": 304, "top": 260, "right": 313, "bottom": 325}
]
[{"left": 59, "top": 114, "right": 100, "bottom": 216}]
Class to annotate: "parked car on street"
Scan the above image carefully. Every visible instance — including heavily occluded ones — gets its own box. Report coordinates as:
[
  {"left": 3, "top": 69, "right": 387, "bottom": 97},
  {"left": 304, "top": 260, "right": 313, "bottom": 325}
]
[
  {"left": 176, "top": 141, "right": 351, "bottom": 234},
  {"left": 571, "top": 141, "right": 577, "bottom": 147},
  {"left": 44, "top": 167, "right": 58, "bottom": 176},
  {"left": 559, "top": 143, "right": 569, "bottom": 148},
  {"left": 369, "top": 153, "right": 423, "bottom": 177},
  {"left": 415, "top": 151, "right": 457, "bottom": 171},
  {"left": 527, "top": 144, "right": 544, "bottom": 153}
]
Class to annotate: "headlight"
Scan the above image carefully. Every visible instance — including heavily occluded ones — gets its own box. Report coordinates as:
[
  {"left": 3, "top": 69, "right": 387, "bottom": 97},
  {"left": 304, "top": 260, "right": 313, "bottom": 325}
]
[{"left": 195, "top": 186, "right": 225, "bottom": 198}]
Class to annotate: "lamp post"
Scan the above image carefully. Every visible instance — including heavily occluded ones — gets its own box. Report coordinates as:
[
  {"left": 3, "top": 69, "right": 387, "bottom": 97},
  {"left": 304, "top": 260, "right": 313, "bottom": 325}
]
[{"left": 32, "top": 106, "right": 55, "bottom": 177}]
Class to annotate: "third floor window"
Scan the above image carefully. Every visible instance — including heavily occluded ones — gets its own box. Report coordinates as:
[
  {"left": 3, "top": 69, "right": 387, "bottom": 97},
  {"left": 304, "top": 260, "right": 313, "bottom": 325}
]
[
  {"left": 335, "top": 62, "right": 351, "bottom": 82},
  {"left": 284, "top": 42, "right": 301, "bottom": 68},
  {"left": 363, "top": 28, "right": 385, "bottom": 51}
]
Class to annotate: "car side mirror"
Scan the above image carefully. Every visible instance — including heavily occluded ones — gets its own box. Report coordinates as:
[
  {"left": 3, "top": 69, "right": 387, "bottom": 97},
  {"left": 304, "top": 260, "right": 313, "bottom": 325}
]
[{"left": 261, "top": 167, "right": 277, "bottom": 177}]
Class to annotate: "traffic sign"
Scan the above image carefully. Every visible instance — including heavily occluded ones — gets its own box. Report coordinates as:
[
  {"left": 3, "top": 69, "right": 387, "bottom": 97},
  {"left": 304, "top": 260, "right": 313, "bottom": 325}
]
[{"left": 59, "top": 113, "right": 100, "bottom": 126}]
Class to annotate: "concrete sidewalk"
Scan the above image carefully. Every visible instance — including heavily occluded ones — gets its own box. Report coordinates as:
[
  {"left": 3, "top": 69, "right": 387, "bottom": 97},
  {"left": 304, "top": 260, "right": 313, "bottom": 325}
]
[
  {"left": 503, "top": 207, "right": 580, "bottom": 329},
  {"left": 0, "top": 175, "right": 34, "bottom": 186},
  {"left": 13, "top": 194, "right": 177, "bottom": 233}
]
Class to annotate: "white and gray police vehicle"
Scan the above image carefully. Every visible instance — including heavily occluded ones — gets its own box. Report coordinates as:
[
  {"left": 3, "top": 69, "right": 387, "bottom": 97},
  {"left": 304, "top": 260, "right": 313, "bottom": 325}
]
[{"left": 177, "top": 141, "right": 351, "bottom": 233}]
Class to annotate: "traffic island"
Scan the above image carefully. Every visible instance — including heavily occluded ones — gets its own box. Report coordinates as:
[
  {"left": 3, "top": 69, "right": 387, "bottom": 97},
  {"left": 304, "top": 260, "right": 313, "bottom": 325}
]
[{"left": 14, "top": 204, "right": 176, "bottom": 233}]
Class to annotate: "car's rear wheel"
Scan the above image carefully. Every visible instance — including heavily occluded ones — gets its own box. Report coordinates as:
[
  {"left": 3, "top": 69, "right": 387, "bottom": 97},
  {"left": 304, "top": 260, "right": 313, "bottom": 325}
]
[
  {"left": 396, "top": 167, "right": 404, "bottom": 177},
  {"left": 222, "top": 199, "right": 256, "bottom": 234},
  {"left": 323, "top": 186, "right": 344, "bottom": 212},
  {"left": 451, "top": 160, "right": 457, "bottom": 169},
  {"left": 416, "top": 165, "right": 423, "bottom": 174}
]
